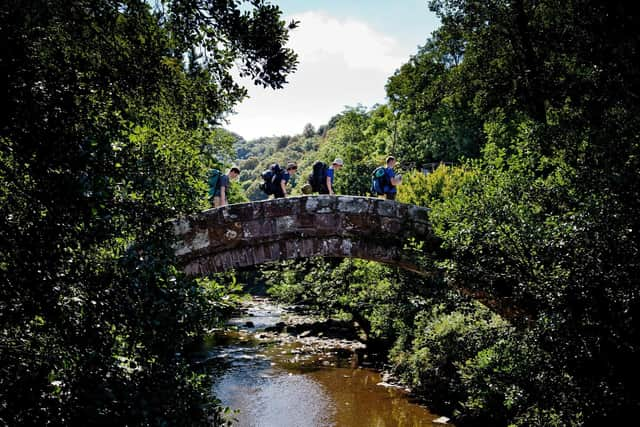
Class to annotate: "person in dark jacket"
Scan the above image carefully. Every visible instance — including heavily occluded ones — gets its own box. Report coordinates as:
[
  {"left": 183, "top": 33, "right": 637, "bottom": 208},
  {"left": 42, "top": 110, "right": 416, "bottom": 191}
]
[
  {"left": 273, "top": 162, "right": 298, "bottom": 198},
  {"left": 213, "top": 166, "right": 240, "bottom": 207}
]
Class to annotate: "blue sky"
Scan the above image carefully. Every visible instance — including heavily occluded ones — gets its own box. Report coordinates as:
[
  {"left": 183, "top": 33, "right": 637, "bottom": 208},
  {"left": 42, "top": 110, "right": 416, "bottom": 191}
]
[{"left": 225, "top": 1, "right": 440, "bottom": 140}]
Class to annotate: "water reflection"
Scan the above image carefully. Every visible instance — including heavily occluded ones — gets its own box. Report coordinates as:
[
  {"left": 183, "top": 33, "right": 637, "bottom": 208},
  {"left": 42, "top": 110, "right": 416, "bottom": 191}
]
[{"left": 214, "top": 363, "right": 334, "bottom": 427}]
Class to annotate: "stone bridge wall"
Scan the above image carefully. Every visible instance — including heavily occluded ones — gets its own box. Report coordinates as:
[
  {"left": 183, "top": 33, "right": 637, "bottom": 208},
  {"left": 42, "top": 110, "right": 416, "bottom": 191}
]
[{"left": 173, "top": 196, "right": 438, "bottom": 275}]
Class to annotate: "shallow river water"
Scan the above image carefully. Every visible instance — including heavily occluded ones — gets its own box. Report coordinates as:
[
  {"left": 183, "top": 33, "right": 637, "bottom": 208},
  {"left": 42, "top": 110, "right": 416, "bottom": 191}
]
[{"left": 198, "top": 298, "right": 454, "bottom": 427}]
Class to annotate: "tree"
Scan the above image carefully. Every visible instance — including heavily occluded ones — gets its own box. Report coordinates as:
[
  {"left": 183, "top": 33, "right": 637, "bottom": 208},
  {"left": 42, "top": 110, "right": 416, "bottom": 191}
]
[
  {"left": 386, "top": 37, "right": 484, "bottom": 164},
  {"left": 0, "top": 0, "right": 297, "bottom": 424},
  {"left": 425, "top": 0, "right": 640, "bottom": 423},
  {"left": 302, "top": 123, "right": 315, "bottom": 138}
]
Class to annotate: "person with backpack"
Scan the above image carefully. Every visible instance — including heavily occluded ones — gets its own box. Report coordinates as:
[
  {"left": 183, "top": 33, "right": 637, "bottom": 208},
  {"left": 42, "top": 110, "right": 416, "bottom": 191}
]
[
  {"left": 303, "top": 158, "right": 343, "bottom": 195},
  {"left": 304, "top": 161, "right": 327, "bottom": 194},
  {"left": 260, "top": 162, "right": 292, "bottom": 198},
  {"left": 259, "top": 163, "right": 282, "bottom": 198},
  {"left": 273, "top": 162, "right": 298, "bottom": 198},
  {"left": 210, "top": 166, "right": 240, "bottom": 207},
  {"left": 372, "top": 156, "right": 402, "bottom": 200},
  {"left": 323, "top": 158, "right": 343, "bottom": 195}
]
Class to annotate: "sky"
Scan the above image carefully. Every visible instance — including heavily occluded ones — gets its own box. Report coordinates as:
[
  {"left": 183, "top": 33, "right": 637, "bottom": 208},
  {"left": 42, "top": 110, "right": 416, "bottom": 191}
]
[{"left": 224, "top": 0, "right": 440, "bottom": 140}]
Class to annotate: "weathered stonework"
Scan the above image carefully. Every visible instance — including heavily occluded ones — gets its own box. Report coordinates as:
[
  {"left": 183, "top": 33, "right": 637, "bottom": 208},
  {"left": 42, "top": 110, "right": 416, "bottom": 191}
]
[{"left": 173, "top": 195, "right": 439, "bottom": 275}]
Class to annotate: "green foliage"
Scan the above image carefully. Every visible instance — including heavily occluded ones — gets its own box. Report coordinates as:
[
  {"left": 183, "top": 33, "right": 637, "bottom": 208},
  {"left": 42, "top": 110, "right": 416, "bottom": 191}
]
[
  {"left": 1, "top": 0, "right": 296, "bottom": 424},
  {"left": 326, "top": 107, "right": 380, "bottom": 196},
  {"left": 429, "top": 112, "right": 640, "bottom": 423},
  {"left": 396, "top": 164, "right": 474, "bottom": 208},
  {"left": 390, "top": 303, "right": 508, "bottom": 407},
  {"left": 458, "top": 337, "right": 584, "bottom": 426},
  {"left": 386, "top": 39, "right": 484, "bottom": 164}
]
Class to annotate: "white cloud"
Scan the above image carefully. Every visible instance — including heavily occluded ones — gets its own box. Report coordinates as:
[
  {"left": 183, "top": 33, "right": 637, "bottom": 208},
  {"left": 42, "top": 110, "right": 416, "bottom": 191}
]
[{"left": 224, "top": 11, "right": 413, "bottom": 140}]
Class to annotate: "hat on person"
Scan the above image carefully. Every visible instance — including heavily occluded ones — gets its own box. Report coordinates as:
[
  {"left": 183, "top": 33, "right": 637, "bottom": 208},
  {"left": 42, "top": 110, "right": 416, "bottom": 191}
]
[{"left": 332, "top": 158, "right": 344, "bottom": 166}]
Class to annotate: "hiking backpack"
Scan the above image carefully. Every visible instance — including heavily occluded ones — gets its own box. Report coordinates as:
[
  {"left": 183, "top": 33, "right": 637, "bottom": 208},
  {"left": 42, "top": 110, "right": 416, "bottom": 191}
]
[
  {"left": 207, "top": 168, "right": 222, "bottom": 199},
  {"left": 259, "top": 163, "right": 283, "bottom": 195},
  {"left": 308, "top": 161, "right": 328, "bottom": 192},
  {"left": 371, "top": 166, "right": 387, "bottom": 195}
]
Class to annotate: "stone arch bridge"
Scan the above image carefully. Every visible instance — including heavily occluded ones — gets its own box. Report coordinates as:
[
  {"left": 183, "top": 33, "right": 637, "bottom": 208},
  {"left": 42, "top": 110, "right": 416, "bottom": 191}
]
[{"left": 173, "top": 196, "right": 440, "bottom": 276}]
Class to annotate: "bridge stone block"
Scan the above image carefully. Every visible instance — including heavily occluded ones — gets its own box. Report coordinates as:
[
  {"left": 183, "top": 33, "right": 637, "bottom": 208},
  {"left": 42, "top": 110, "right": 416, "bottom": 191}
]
[
  {"left": 296, "top": 213, "right": 317, "bottom": 230},
  {"left": 306, "top": 195, "right": 336, "bottom": 213},
  {"left": 341, "top": 213, "right": 372, "bottom": 233},
  {"left": 263, "top": 198, "right": 297, "bottom": 217},
  {"left": 173, "top": 218, "right": 192, "bottom": 235},
  {"left": 337, "top": 196, "right": 369, "bottom": 214},
  {"left": 312, "top": 212, "right": 340, "bottom": 231},
  {"left": 340, "top": 238, "right": 354, "bottom": 256},
  {"left": 408, "top": 204, "right": 430, "bottom": 223},
  {"left": 375, "top": 199, "right": 401, "bottom": 218},
  {"left": 175, "top": 229, "right": 210, "bottom": 256},
  {"left": 380, "top": 216, "right": 403, "bottom": 234},
  {"left": 275, "top": 215, "right": 296, "bottom": 234}
]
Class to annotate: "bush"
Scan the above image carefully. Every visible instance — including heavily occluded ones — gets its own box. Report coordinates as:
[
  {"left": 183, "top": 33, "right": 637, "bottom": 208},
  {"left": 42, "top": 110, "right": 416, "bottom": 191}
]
[{"left": 390, "top": 303, "right": 508, "bottom": 411}]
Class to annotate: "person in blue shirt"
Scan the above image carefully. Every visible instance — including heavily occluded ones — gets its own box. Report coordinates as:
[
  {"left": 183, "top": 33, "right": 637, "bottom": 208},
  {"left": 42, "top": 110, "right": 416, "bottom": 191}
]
[
  {"left": 323, "top": 158, "right": 343, "bottom": 195},
  {"left": 383, "top": 156, "right": 402, "bottom": 200},
  {"left": 273, "top": 162, "right": 298, "bottom": 198}
]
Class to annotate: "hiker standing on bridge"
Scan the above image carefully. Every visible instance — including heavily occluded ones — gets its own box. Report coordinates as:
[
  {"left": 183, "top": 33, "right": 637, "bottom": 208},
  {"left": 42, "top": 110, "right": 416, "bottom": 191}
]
[
  {"left": 372, "top": 156, "right": 402, "bottom": 200},
  {"left": 212, "top": 166, "right": 240, "bottom": 208},
  {"left": 322, "top": 158, "right": 343, "bottom": 195},
  {"left": 383, "top": 156, "right": 402, "bottom": 200},
  {"left": 273, "top": 162, "right": 298, "bottom": 198}
]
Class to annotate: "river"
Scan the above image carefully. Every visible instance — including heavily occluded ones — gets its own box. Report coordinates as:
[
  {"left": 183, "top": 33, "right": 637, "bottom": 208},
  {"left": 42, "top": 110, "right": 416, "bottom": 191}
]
[{"left": 197, "top": 297, "right": 454, "bottom": 427}]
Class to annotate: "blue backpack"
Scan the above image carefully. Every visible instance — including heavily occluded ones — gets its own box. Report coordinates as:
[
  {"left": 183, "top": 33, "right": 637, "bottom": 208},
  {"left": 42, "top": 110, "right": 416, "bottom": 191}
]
[
  {"left": 371, "top": 166, "right": 387, "bottom": 195},
  {"left": 207, "top": 169, "right": 222, "bottom": 198},
  {"left": 260, "top": 163, "right": 283, "bottom": 195}
]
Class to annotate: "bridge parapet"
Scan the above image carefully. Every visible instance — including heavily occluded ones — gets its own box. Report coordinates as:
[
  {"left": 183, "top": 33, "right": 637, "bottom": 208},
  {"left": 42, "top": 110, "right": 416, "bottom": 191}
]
[{"left": 173, "top": 196, "right": 436, "bottom": 274}]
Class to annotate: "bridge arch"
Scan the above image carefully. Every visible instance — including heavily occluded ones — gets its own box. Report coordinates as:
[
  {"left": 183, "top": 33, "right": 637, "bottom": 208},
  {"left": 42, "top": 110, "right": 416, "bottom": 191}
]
[{"left": 173, "top": 196, "right": 440, "bottom": 275}]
